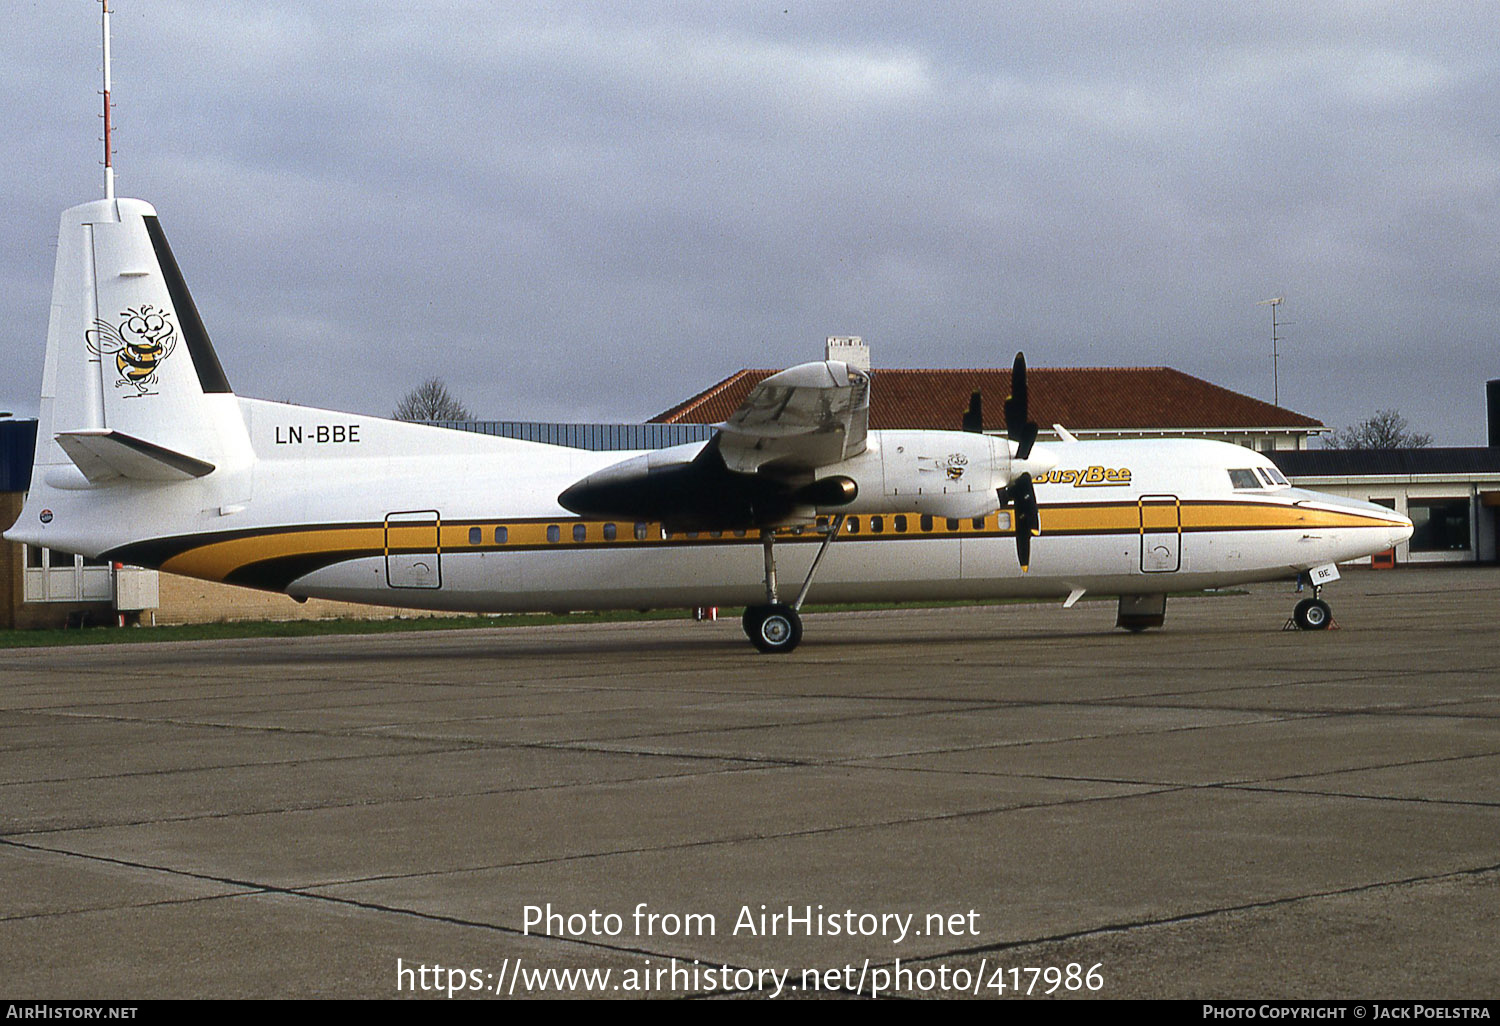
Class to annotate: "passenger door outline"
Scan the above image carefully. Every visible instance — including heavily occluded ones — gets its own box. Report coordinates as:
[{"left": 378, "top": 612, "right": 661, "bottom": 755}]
[
  {"left": 1139, "top": 494, "right": 1182, "bottom": 573},
  {"left": 385, "top": 510, "right": 442, "bottom": 589}
]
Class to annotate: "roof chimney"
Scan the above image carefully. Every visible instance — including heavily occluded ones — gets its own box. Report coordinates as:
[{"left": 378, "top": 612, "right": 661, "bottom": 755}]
[{"left": 825, "top": 336, "right": 869, "bottom": 372}]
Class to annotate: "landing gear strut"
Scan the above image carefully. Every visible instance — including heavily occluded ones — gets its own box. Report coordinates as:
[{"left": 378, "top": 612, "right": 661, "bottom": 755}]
[{"left": 741, "top": 515, "right": 845, "bottom": 654}]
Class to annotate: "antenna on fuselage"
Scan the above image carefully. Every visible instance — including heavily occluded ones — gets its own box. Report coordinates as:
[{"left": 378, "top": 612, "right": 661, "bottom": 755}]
[{"left": 101, "top": 0, "right": 115, "bottom": 200}]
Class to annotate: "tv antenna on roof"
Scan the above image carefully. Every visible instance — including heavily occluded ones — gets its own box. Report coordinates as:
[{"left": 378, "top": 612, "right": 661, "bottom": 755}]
[
  {"left": 1257, "top": 297, "right": 1284, "bottom": 406},
  {"left": 101, "top": 0, "right": 115, "bottom": 200}
]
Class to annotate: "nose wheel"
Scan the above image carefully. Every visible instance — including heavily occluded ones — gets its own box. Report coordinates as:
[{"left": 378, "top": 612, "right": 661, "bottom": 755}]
[
  {"left": 1287, "top": 581, "right": 1336, "bottom": 631},
  {"left": 1291, "top": 597, "right": 1332, "bottom": 630}
]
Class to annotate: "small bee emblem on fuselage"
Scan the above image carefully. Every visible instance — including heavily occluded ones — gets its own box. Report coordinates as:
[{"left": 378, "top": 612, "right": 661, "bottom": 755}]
[
  {"left": 86, "top": 305, "right": 177, "bottom": 397},
  {"left": 946, "top": 453, "right": 968, "bottom": 480}
]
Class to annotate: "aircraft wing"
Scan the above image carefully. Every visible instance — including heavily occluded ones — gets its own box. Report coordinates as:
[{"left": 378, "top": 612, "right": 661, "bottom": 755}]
[
  {"left": 558, "top": 359, "right": 869, "bottom": 529},
  {"left": 716, "top": 360, "right": 870, "bottom": 473}
]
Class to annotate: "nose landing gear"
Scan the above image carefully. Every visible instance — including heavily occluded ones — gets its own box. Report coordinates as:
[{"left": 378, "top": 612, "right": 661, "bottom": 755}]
[
  {"left": 1286, "top": 580, "right": 1337, "bottom": 631},
  {"left": 1291, "top": 596, "right": 1333, "bottom": 630}
]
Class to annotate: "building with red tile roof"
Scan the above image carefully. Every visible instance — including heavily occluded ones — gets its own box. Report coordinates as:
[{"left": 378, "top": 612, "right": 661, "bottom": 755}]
[{"left": 653, "top": 365, "right": 1326, "bottom": 452}]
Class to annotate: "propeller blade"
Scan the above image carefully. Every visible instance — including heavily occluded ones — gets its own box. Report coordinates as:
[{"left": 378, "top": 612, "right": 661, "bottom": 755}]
[
  {"left": 962, "top": 390, "right": 983, "bottom": 433},
  {"left": 1000, "top": 472, "right": 1040, "bottom": 572},
  {"left": 1003, "top": 352, "right": 1038, "bottom": 460}
]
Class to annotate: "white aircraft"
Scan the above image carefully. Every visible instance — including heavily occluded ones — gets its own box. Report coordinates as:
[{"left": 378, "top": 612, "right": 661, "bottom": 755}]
[
  {"left": 4, "top": 14, "right": 1412, "bottom": 653},
  {"left": 5, "top": 192, "right": 1414, "bottom": 652}
]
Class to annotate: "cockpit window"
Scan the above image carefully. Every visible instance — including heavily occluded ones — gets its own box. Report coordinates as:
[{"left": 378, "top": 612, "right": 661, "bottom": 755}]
[
  {"left": 1262, "top": 467, "right": 1289, "bottom": 487},
  {"left": 1228, "top": 469, "right": 1261, "bottom": 489}
]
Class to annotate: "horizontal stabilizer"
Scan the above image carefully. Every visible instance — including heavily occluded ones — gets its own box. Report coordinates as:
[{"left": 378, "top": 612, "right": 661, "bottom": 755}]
[{"left": 56, "top": 429, "right": 215, "bottom": 483}]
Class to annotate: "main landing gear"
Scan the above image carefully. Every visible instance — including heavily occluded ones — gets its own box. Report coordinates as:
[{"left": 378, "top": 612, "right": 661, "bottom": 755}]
[{"left": 742, "top": 515, "right": 845, "bottom": 654}]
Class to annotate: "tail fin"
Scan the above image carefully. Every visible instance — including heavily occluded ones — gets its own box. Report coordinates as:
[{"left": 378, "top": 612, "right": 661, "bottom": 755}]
[{"left": 35, "top": 198, "right": 244, "bottom": 484}]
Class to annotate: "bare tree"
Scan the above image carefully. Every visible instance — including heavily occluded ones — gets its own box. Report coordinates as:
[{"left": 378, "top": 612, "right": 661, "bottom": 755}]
[
  {"left": 1323, "top": 409, "right": 1432, "bottom": 450},
  {"left": 393, "top": 378, "right": 474, "bottom": 422}
]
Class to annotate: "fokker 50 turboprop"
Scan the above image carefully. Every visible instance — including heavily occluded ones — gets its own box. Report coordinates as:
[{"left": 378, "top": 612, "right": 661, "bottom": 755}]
[
  {"left": 5, "top": 189, "right": 1414, "bottom": 652},
  {"left": 5, "top": 17, "right": 1413, "bottom": 653}
]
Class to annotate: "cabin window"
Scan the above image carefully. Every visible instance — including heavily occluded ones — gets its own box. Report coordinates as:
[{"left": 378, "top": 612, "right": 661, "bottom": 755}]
[
  {"left": 603, "top": 523, "right": 617, "bottom": 541},
  {"left": 546, "top": 525, "right": 560, "bottom": 543},
  {"left": 733, "top": 529, "right": 747, "bottom": 538},
  {"left": 894, "top": 515, "right": 908, "bottom": 533},
  {"left": 972, "top": 516, "right": 985, "bottom": 530},
  {"left": 634, "top": 523, "right": 649, "bottom": 540},
  {"left": 871, "top": 515, "right": 884, "bottom": 534},
  {"left": 1228, "top": 469, "right": 1261, "bottom": 489},
  {"left": 468, "top": 527, "right": 481, "bottom": 546},
  {"left": 494, "top": 526, "right": 508, "bottom": 544},
  {"left": 685, "top": 530, "right": 699, "bottom": 540},
  {"left": 847, "top": 517, "right": 860, "bottom": 534},
  {"left": 709, "top": 530, "right": 722, "bottom": 538},
  {"left": 573, "top": 523, "right": 587, "bottom": 542},
  {"left": 920, "top": 515, "right": 934, "bottom": 533},
  {"left": 946, "top": 518, "right": 960, "bottom": 531}
]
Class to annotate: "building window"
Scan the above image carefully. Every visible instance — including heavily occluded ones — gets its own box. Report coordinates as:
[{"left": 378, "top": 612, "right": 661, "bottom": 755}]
[{"left": 1409, "top": 499, "right": 1471, "bottom": 552}]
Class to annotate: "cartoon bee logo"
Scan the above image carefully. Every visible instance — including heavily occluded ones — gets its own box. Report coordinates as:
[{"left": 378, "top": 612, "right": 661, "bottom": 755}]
[
  {"left": 945, "top": 452, "right": 968, "bottom": 481},
  {"left": 86, "top": 305, "right": 177, "bottom": 397}
]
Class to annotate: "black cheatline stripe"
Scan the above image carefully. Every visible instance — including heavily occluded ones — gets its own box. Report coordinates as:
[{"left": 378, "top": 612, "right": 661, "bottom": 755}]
[
  {"left": 142, "top": 215, "right": 232, "bottom": 394},
  {"left": 225, "top": 550, "right": 383, "bottom": 593},
  {"left": 101, "top": 523, "right": 376, "bottom": 571}
]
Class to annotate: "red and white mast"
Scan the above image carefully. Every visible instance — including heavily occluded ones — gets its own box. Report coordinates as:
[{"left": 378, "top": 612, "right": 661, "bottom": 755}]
[{"left": 101, "top": 0, "right": 115, "bottom": 200}]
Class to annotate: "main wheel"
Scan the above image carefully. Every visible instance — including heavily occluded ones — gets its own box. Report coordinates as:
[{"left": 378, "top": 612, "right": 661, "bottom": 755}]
[
  {"left": 745, "top": 603, "right": 803, "bottom": 654},
  {"left": 1293, "top": 597, "right": 1332, "bottom": 630}
]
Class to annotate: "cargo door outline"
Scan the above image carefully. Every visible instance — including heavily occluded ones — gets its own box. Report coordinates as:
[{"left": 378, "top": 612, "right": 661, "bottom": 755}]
[
  {"left": 1139, "top": 494, "right": 1181, "bottom": 573},
  {"left": 385, "top": 510, "right": 442, "bottom": 589}
]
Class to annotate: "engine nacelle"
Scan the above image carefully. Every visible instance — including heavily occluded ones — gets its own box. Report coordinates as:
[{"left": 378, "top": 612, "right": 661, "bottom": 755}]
[{"left": 809, "top": 429, "right": 1028, "bottom": 519}]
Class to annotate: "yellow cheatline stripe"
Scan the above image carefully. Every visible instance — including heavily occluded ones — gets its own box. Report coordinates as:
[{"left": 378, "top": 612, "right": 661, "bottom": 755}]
[
  {"left": 161, "top": 526, "right": 383, "bottom": 580},
  {"left": 154, "top": 501, "right": 1399, "bottom": 582}
]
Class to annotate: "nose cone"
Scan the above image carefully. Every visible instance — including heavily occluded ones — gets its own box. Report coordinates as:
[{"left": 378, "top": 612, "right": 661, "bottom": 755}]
[{"left": 1387, "top": 511, "right": 1414, "bottom": 549}]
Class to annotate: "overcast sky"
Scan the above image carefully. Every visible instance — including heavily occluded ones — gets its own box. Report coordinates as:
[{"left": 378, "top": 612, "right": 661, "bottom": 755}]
[{"left": 3, "top": 2, "right": 1497, "bottom": 443}]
